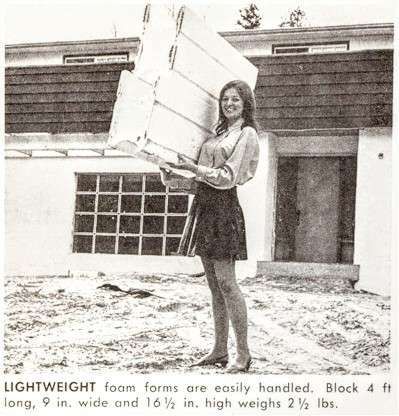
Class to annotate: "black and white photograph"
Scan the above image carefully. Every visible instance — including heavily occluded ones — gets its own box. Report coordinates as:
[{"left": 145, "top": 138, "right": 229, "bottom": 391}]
[{"left": 2, "top": 0, "right": 397, "bottom": 413}]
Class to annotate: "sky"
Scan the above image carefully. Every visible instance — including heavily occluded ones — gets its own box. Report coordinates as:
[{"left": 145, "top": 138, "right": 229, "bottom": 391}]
[{"left": 4, "top": 0, "right": 397, "bottom": 45}]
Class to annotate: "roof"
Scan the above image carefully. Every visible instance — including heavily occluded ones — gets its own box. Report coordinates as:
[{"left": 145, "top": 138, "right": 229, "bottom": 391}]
[
  {"left": 222, "top": 22, "right": 393, "bottom": 39},
  {"left": 5, "top": 49, "right": 393, "bottom": 134},
  {"left": 5, "top": 22, "right": 393, "bottom": 51},
  {"left": 5, "top": 38, "right": 139, "bottom": 55}
]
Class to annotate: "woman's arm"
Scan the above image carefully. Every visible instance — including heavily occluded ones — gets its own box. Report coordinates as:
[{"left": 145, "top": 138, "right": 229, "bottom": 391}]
[{"left": 160, "top": 167, "right": 197, "bottom": 194}]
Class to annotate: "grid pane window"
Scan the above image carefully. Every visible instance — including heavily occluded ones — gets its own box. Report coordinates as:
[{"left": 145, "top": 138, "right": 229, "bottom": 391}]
[
  {"left": 167, "top": 216, "right": 186, "bottom": 234},
  {"left": 122, "top": 175, "right": 142, "bottom": 192},
  {"left": 95, "top": 236, "right": 116, "bottom": 253},
  {"left": 145, "top": 175, "right": 166, "bottom": 192},
  {"left": 98, "top": 195, "right": 118, "bottom": 212},
  {"left": 72, "top": 173, "right": 189, "bottom": 255},
  {"left": 168, "top": 195, "right": 189, "bottom": 213},
  {"left": 144, "top": 195, "right": 165, "bottom": 213},
  {"left": 74, "top": 214, "right": 94, "bottom": 233},
  {"left": 99, "top": 175, "right": 119, "bottom": 192},
  {"left": 77, "top": 174, "right": 97, "bottom": 192},
  {"left": 121, "top": 195, "right": 142, "bottom": 213},
  {"left": 165, "top": 237, "right": 181, "bottom": 255},
  {"left": 120, "top": 216, "right": 140, "bottom": 234},
  {"left": 96, "top": 215, "right": 117, "bottom": 233},
  {"left": 142, "top": 237, "right": 163, "bottom": 255},
  {"left": 75, "top": 195, "right": 95, "bottom": 212},
  {"left": 118, "top": 236, "right": 139, "bottom": 254},
  {"left": 73, "top": 235, "right": 93, "bottom": 253},
  {"left": 143, "top": 216, "right": 164, "bottom": 234}
]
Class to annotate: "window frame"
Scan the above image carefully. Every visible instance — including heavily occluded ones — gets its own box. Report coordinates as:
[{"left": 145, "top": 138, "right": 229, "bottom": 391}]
[
  {"left": 272, "top": 41, "right": 349, "bottom": 55},
  {"left": 72, "top": 173, "right": 188, "bottom": 256},
  {"left": 63, "top": 52, "right": 129, "bottom": 65}
]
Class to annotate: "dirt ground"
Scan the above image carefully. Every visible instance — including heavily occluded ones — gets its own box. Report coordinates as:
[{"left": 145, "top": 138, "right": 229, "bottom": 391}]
[{"left": 4, "top": 272, "right": 391, "bottom": 375}]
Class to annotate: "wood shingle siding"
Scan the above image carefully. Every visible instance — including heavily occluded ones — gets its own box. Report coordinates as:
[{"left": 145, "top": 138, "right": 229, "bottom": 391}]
[
  {"left": 5, "top": 62, "right": 132, "bottom": 75},
  {"left": 257, "top": 93, "right": 393, "bottom": 108},
  {"left": 5, "top": 82, "right": 119, "bottom": 95},
  {"left": 7, "top": 122, "right": 111, "bottom": 134},
  {"left": 250, "top": 49, "right": 393, "bottom": 130},
  {"left": 5, "top": 50, "right": 393, "bottom": 134},
  {"left": 7, "top": 92, "right": 117, "bottom": 104},
  {"left": 5, "top": 62, "right": 134, "bottom": 134}
]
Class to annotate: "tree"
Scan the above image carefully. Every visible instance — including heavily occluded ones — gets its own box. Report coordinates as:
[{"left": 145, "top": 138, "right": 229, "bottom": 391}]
[
  {"left": 279, "top": 7, "right": 306, "bottom": 28},
  {"left": 237, "top": 3, "right": 262, "bottom": 29}
]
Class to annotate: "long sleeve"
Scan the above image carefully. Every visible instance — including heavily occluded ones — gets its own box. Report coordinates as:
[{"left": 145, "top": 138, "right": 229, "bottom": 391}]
[
  {"left": 195, "top": 127, "right": 259, "bottom": 190},
  {"left": 160, "top": 169, "right": 197, "bottom": 194}
]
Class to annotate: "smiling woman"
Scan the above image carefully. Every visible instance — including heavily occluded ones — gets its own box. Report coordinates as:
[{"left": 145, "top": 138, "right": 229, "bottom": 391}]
[
  {"left": 221, "top": 89, "right": 244, "bottom": 124},
  {"left": 162, "top": 80, "right": 259, "bottom": 373}
]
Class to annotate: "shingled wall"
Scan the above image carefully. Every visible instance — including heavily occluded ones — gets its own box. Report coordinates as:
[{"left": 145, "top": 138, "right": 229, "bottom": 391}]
[
  {"left": 249, "top": 49, "right": 393, "bottom": 130},
  {"left": 5, "top": 49, "right": 393, "bottom": 134},
  {"left": 5, "top": 62, "right": 134, "bottom": 134}
]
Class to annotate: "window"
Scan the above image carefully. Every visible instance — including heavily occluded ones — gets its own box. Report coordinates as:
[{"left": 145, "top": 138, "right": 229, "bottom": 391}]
[
  {"left": 72, "top": 173, "right": 189, "bottom": 255},
  {"left": 64, "top": 53, "right": 129, "bottom": 65},
  {"left": 272, "top": 41, "right": 349, "bottom": 55}
]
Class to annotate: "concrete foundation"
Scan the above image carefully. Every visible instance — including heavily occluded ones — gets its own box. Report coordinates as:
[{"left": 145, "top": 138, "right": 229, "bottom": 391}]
[{"left": 257, "top": 261, "right": 359, "bottom": 281}]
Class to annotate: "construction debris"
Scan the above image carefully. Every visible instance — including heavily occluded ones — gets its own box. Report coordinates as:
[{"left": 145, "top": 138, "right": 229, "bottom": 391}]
[{"left": 97, "top": 283, "right": 163, "bottom": 298}]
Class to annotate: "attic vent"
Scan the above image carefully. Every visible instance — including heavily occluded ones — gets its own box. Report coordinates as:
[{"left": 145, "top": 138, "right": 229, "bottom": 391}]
[
  {"left": 272, "top": 41, "right": 349, "bottom": 55},
  {"left": 64, "top": 53, "right": 129, "bottom": 64}
]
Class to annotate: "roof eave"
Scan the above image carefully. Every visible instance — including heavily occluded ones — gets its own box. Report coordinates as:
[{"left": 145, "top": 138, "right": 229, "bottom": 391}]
[{"left": 5, "top": 22, "right": 394, "bottom": 52}]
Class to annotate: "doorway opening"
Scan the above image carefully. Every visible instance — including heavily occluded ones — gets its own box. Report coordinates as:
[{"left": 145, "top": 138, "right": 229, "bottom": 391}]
[{"left": 274, "top": 156, "right": 357, "bottom": 264}]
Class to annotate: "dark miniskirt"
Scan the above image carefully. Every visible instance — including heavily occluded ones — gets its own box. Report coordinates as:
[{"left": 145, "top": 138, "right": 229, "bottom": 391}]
[{"left": 178, "top": 182, "right": 247, "bottom": 260}]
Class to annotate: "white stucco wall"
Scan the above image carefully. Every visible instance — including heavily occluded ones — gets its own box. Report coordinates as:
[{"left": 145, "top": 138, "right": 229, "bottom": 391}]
[
  {"left": 5, "top": 156, "right": 202, "bottom": 276},
  {"left": 354, "top": 128, "right": 392, "bottom": 295},
  {"left": 6, "top": 129, "right": 393, "bottom": 292},
  {"left": 237, "top": 132, "right": 275, "bottom": 278},
  {"left": 261, "top": 133, "right": 278, "bottom": 261},
  {"left": 5, "top": 149, "right": 272, "bottom": 279}
]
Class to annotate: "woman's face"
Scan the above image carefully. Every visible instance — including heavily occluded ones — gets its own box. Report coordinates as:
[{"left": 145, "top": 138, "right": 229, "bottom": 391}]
[{"left": 221, "top": 87, "right": 244, "bottom": 124}]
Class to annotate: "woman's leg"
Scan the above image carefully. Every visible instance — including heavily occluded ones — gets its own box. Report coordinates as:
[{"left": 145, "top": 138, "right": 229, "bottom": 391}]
[
  {"left": 213, "top": 258, "right": 250, "bottom": 367},
  {"left": 200, "top": 256, "right": 229, "bottom": 358}
]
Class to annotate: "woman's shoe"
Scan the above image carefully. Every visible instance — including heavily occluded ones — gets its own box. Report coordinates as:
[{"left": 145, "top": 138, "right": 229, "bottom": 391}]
[
  {"left": 226, "top": 357, "right": 252, "bottom": 374},
  {"left": 190, "top": 354, "right": 229, "bottom": 368}
]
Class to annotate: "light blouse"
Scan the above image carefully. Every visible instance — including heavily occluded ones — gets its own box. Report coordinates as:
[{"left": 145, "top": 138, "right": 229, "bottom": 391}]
[
  {"left": 161, "top": 123, "right": 259, "bottom": 192},
  {"left": 195, "top": 125, "right": 259, "bottom": 189}
]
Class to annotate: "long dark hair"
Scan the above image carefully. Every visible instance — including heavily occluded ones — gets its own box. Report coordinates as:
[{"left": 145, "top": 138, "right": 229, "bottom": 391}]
[{"left": 215, "top": 80, "right": 258, "bottom": 136}]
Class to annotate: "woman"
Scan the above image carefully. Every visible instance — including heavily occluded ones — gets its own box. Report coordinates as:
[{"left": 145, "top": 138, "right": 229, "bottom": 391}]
[{"left": 162, "top": 80, "right": 259, "bottom": 373}]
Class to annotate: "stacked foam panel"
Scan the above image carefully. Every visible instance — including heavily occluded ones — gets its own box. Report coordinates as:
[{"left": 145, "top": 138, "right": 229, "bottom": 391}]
[{"left": 108, "top": 3, "right": 258, "bottom": 169}]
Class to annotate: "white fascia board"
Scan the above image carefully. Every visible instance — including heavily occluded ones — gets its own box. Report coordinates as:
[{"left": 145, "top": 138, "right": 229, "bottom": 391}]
[
  {"left": 5, "top": 150, "right": 31, "bottom": 158},
  {"left": 5, "top": 132, "right": 109, "bottom": 151},
  {"left": 103, "top": 149, "right": 131, "bottom": 157},
  {"left": 5, "top": 38, "right": 140, "bottom": 55},
  {"left": 30, "top": 150, "right": 67, "bottom": 157},
  {"left": 221, "top": 23, "right": 394, "bottom": 44},
  {"left": 66, "top": 149, "right": 105, "bottom": 157},
  {"left": 5, "top": 23, "right": 393, "bottom": 51}
]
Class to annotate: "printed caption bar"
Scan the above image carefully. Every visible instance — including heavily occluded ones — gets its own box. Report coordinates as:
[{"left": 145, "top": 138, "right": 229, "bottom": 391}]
[{"left": 1, "top": 375, "right": 396, "bottom": 415}]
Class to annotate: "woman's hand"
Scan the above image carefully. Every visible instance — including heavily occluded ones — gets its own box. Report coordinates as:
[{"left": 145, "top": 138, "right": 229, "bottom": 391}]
[
  {"left": 159, "top": 166, "right": 171, "bottom": 175},
  {"left": 168, "top": 154, "right": 198, "bottom": 175}
]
